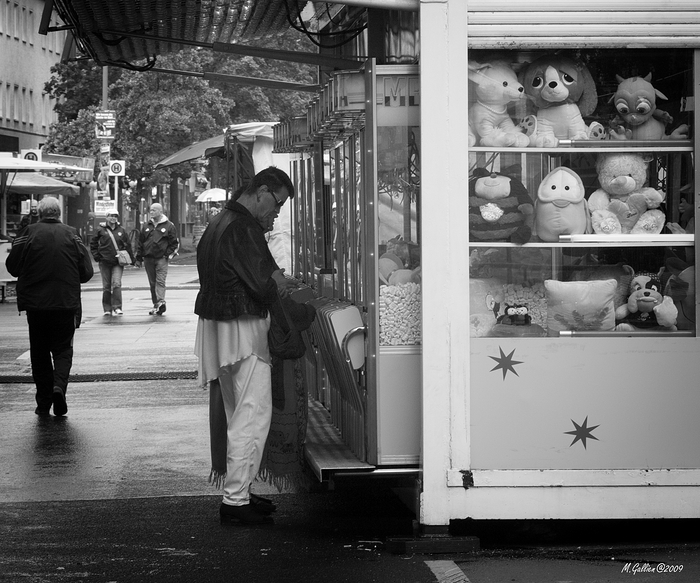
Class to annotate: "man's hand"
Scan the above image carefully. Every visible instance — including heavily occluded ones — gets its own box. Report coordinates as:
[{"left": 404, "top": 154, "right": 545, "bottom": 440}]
[{"left": 134, "top": 260, "right": 142, "bottom": 268}]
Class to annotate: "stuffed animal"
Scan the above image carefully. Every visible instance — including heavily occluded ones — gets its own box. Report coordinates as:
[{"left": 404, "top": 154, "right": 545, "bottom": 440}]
[
  {"left": 588, "top": 153, "right": 666, "bottom": 235},
  {"left": 468, "top": 168, "right": 533, "bottom": 244},
  {"left": 470, "top": 277, "right": 505, "bottom": 337},
  {"left": 534, "top": 166, "right": 590, "bottom": 242},
  {"left": 520, "top": 54, "right": 604, "bottom": 147},
  {"left": 491, "top": 302, "right": 547, "bottom": 337},
  {"left": 615, "top": 272, "right": 678, "bottom": 331},
  {"left": 468, "top": 119, "right": 477, "bottom": 147},
  {"left": 468, "top": 60, "right": 530, "bottom": 147},
  {"left": 609, "top": 74, "right": 689, "bottom": 141},
  {"left": 496, "top": 304, "right": 531, "bottom": 326}
]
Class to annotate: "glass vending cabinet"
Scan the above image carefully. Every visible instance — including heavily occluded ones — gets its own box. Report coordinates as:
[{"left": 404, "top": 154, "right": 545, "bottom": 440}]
[
  {"left": 277, "top": 63, "right": 422, "bottom": 477},
  {"left": 466, "top": 47, "right": 700, "bottom": 492}
]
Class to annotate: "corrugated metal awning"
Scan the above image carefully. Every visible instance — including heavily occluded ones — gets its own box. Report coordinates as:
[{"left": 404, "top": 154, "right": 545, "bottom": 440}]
[
  {"left": 51, "top": 0, "right": 307, "bottom": 68},
  {"left": 467, "top": 0, "right": 700, "bottom": 48}
]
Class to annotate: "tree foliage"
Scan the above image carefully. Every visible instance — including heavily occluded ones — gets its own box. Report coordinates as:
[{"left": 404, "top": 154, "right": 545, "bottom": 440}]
[{"left": 42, "top": 29, "right": 317, "bottom": 206}]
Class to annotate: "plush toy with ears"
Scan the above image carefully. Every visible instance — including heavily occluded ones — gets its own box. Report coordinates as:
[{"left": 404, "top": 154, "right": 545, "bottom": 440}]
[
  {"left": 520, "top": 54, "right": 604, "bottom": 147},
  {"left": 615, "top": 272, "right": 678, "bottom": 331},
  {"left": 609, "top": 74, "right": 689, "bottom": 141},
  {"left": 468, "top": 60, "right": 530, "bottom": 147},
  {"left": 588, "top": 153, "right": 666, "bottom": 235}
]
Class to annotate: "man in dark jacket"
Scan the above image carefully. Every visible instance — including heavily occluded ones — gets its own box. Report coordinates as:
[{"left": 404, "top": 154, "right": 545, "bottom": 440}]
[
  {"left": 18, "top": 198, "right": 39, "bottom": 231},
  {"left": 136, "top": 202, "right": 179, "bottom": 315},
  {"left": 6, "top": 196, "right": 93, "bottom": 416},
  {"left": 194, "top": 166, "right": 294, "bottom": 526}
]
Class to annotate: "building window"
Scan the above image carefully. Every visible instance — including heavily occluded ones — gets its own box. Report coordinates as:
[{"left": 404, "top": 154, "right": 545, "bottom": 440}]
[{"left": 13, "top": 2, "right": 20, "bottom": 40}]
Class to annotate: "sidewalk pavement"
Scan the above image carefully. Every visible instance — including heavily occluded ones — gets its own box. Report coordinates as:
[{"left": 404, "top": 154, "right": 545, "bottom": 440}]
[
  {"left": 0, "top": 266, "right": 444, "bottom": 583},
  {"left": 2, "top": 264, "right": 700, "bottom": 582}
]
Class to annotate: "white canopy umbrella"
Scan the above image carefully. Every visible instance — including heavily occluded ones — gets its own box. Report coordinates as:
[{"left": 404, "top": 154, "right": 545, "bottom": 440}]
[
  {"left": 0, "top": 157, "right": 87, "bottom": 172},
  {"left": 195, "top": 188, "right": 227, "bottom": 203}
]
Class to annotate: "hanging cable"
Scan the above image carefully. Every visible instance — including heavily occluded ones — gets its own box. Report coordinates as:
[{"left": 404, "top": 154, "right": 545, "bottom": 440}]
[{"left": 283, "top": 0, "right": 367, "bottom": 48}]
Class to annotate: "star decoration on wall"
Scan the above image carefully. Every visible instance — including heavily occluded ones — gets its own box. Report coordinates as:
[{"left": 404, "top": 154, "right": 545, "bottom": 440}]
[
  {"left": 564, "top": 416, "right": 600, "bottom": 449},
  {"left": 488, "top": 347, "right": 523, "bottom": 380}
]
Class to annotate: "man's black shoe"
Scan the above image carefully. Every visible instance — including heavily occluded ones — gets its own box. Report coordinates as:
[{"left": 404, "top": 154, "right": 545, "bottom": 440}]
[
  {"left": 250, "top": 493, "right": 277, "bottom": 514},
  {"left": 52, "top": 387, "right": 67, "bottom": 416}
]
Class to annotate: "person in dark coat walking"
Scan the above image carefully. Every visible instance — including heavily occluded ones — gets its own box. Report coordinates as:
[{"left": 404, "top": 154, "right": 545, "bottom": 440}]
[
  {"left": 5, "top": 196, "right": 93, "bottom": 416},
  {"left": 135, "top": 203, "right": 179, "bottom": 315},
  {"left": 90, "top": 211, "right": 134, "bottom": 316}
]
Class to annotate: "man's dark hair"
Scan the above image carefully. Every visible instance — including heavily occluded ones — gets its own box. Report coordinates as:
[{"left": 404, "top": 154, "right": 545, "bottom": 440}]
[{"left": 246, "top": 166, "right": 295, "bottom": 199}]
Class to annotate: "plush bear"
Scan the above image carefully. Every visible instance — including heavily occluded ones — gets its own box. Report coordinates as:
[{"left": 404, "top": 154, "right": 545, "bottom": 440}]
[
  {"left": 615, "top": 272, "right": 678, "bottom": 331},
  {"left": 468, "top": 60, "right": 530, "bottom": 147},
  {"left": 534, "top": 166, "right": 590, "bottom": 242},
  {"left": 609, "top": 74, "right": 690, "bottom": 141},
  {"left": 520, "top": 54, "right": 604, "bottom": 147},
  {"left": 588, "top": 153, "right": 666, "bottom": 235},
  {"left": 468, "top": 168, "right": 533, "bottom": 244}
]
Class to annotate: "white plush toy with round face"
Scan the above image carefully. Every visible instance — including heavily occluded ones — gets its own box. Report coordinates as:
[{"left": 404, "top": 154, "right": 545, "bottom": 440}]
[
  {"left": 468, "top": 60, "right": 530, "bottom": 148},
  {"left": 534, "top": 166, "right": 590, "bottom": 242}
]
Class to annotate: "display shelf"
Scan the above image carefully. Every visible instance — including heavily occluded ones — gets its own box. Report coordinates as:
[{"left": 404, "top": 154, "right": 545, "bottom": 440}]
[
  {"left": 469, "top": 235, "right": 694, "bottom": 248},
  {"left": 469, "top": 142, "right": 693, "bottom": 155}
]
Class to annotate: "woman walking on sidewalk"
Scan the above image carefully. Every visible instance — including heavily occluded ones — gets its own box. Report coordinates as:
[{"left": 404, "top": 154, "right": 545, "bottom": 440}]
[{"left": 90, "top": 212, "right": 134, "bottom": 316}]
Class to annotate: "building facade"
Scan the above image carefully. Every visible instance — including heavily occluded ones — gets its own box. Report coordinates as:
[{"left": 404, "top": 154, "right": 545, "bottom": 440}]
[{"left": 0, "top": 0, "right": 66, "bottom": 152}]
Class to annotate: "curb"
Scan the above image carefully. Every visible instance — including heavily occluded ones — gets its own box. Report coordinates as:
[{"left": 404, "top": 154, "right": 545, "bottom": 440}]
[{"left": 0, "top": 370, "right": 197, "bottom": 384}]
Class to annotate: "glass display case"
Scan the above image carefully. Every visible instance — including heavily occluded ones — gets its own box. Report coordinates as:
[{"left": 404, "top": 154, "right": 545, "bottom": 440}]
[
  {"left": 280, "top": 63, "right": 422, "bottom": 471},
  {"left": 468, "top": 48, "right": 696, "bottom": 340},
  {"left": 465, "top": 47, "right": 700, "bottom": 477}
]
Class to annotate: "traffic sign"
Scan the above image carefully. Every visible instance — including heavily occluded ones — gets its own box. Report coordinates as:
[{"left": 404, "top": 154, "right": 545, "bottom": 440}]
[
  {"left": 109, "top": 160, "right": 126, "bottom": 176},
  {"left": 21, "top": 149, "right": 42, "bottom": 161}
]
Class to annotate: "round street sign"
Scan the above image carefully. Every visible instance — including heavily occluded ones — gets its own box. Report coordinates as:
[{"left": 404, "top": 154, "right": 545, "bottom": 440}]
[{"left": 109, "top": 160, "right": 126, "bottom": 176}]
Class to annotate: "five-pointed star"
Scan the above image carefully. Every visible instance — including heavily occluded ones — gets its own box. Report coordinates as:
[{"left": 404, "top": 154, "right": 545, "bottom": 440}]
[
  {"left": 565, "top": 416, "right": 600, "bottom": 449},
  {"left": 488, "top": 347, "right": 523, "bottom": 379}
]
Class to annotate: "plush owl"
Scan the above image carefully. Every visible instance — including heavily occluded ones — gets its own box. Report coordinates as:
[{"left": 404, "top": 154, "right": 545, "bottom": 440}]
[
  {"left": 534, "top": 166, "right": 590, "bottom": 242},
  {"left": 468, "top": 168, "right": 534, "bottom": 244}
]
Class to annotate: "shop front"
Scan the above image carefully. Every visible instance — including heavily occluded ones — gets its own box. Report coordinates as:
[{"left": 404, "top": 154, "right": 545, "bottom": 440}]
[
  {"left": 418, "top": 1, "right": 700, "bottom": 527},
  {"left": 48, "top": 0, "right": 700, "bottom": 529}
]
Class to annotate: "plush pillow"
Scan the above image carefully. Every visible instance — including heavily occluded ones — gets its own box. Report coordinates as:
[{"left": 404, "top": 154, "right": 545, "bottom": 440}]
[{"left": 544, "top": 279, "right": 617, "bottom": 336}]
